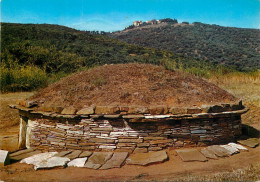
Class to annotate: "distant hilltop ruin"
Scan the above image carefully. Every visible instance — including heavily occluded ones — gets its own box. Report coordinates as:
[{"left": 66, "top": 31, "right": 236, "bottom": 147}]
[{"left": 132, "top": 18, "right": 179, "bottom": 27}]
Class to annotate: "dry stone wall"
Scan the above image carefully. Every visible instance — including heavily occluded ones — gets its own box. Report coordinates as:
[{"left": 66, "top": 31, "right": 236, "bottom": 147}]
[
  {"left": 10, "top": 102, "right": 248, "bottom": 153},
  {"left": 26, "top": 115, "right": 242, "bottom": 153}
]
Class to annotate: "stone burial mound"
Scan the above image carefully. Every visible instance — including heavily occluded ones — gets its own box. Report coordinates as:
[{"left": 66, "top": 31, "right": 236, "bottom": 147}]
[{"left": 10, "top": 63, "right": 248, "bottom": 153}]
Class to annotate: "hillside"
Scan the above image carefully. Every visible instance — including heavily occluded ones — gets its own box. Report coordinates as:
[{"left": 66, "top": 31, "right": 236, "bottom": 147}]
[
  {"left": 1, "top": 23, "right": 218, "bottom": 73},
  {"left": 2, "top": 23, "right": 216, "bottom": 92},
  {"left": 110, "top": 21, "right": 260, "bottom": 71}
]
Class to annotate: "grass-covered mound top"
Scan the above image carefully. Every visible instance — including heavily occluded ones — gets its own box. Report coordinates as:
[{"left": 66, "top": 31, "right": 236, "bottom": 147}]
[{"left": 30, "top": 63, "right": 238, "bottom": 109}]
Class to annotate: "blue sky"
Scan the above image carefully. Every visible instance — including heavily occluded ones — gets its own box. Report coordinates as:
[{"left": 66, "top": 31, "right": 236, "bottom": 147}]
[{"left": 1, "top": 0, "right": 260, "bottom": 31}]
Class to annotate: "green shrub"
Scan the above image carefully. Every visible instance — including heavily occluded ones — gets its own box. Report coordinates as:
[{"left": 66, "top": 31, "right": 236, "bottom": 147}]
[{"left": 0, "top": 61, "right": 48, "bottom": 92}]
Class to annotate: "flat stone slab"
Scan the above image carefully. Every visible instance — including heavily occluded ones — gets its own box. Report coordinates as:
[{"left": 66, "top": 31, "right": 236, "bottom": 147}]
[
  {"left": 0, "top": 150, "right": 10, "bottom": 166},
  {"left": 207, "top": 145, "right": 230, "bottom": 157},
  {"left": 84, "top": 152, "right": 113, "bottom": 169},
  {"left": 68, "top": 157, "right": 88, "bottom": 167},
  {"left": 65, "top": 150, "right": 82, "bottom": 160},
  {"left": 34, "top": 157, "right": 70, "bottom": 170},
  {"left": 220, "top": 145, "right": 239, "bottom": 155},
  {"left": 100, "top": 152, "right": 128, "bottom": 170},
  {"left": 176, "top": 149, "right": 207, "bottom": 162},
  {"left": 9, "top": 148, "right": 35, "bottom": 157},
  {"left": 20, "top": 152, "right": 58, "bottom": 165},
  {"left": 126, "top": 151, "right": 168, "bottom": 165},
  {"left": 55, "top": 151, "right": 72, "bottom": 157},
  {"left": 79, "top": 151, "right": 93, "bottom": 158},
  {"left": 238, "top": 138, "right": 259, "bottom": 148},
  {"left": 10, "top": 150, "right": 42, "bottom": 161},
  {"left": 200, "top": 148, "right": 218, "bottom": 159},
  {"left": 227, "top": 143, "right": 248, "bottom": 151}
]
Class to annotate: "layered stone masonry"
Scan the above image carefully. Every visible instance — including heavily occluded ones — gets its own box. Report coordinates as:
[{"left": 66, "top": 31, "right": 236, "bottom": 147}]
[
  {"left": 24, "top": 115, "right": 243, "bottom": 153},
  {"left": 10, "top": 100, "right": 248, "bottom": 153},
  {"left": 14, "top": 99, "right": 244, "bottom": 115}
]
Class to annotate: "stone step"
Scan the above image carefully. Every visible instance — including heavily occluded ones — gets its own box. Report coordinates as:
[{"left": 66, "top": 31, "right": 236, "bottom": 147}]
[
  {"left": 65, "top": 150, "right": 82, "bottom": 160},
  {"left": 9, "top": 148, "right": 35, "bottom": 157},
  {"left": 238, "top": 138, "right": 259, "bottom": 148},
  {"left": 100, "top": 152, "right": 128, "bottom": 169},
  {"left": 10, "top": 150, "right": 42, "bottom": 161},
  {"left": 126, "top": 150, "right": 168, "bottom": 165},
  {"left": 207, "top": 145, "right": 230, "bottom": 157},
  {"left": 200, "top": 148, "right": 218, "bottom": 159},
  {"left": 220, "top": 145, "right": 239, "bottom": 155},
  {"left": 84, "top": 152, "right": 113, "bottom": 169},
  {"left": 68, "top": 157, "right": 88, "bottom": 167},
  {"left": 176, "top": 149, "right": 207, "bottom": 162},
  {"left": 227, "top": 143, "right": 248, "bottom": 151}
]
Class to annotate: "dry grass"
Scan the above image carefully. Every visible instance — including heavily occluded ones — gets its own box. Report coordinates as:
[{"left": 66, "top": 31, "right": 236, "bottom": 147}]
[
  {"left": 208, "top": 71, "right": 260, "bottom": 126},
  {"left": 168, "top": 162, "right": 260, "bottom": 182},
  {"left": 0, "top": 92, "right": 34, "bottom": 129},
  {"left": 30, "top": 63, "right": 238, "bottom": 109}
]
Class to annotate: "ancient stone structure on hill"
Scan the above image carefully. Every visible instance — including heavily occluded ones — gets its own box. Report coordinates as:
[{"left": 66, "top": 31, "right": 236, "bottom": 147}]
[{"left": 10, "top": 64, "right": 248, "bottom": 153}]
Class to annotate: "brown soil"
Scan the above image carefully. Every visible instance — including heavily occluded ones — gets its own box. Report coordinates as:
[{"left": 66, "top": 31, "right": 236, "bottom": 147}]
[
  {"left": 0, "top": 146, "right": 259, "bottom": 182},
  {"left": 30, "top": 64, "right": 238, "bottom": 109}
]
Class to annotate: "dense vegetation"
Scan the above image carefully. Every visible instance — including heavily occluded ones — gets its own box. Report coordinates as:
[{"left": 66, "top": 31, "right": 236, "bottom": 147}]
[
  {"left": 2, "top": 23, "right": 235, "bottom": 92},
  {"left": 110, "top": 21, "right": 260, "bottom": 71}
]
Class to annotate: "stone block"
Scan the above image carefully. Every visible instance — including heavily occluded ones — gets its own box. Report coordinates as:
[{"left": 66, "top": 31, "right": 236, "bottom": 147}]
[
  {"left": 20, "top": 152, "right": 58, "bottom": 165},
  {"left": 55, "top": 151, "right": 72, "bottom": 157},
  {"left": 9, "top": 148, "right": 35, "bottom": 157},
  {"left": 137, "top": 143, "right": 150, "bottom": 147},
  {"left": 149, "top": 139, "right": 172, "bottom": 145},
  {"left": 126, "top": 151, "right": 168, "bottom": 165},
  {"left": 0, "top": 150, "right": 10, "bottom": 166},
  {"left": 187, "top": 107, "right": 202, "bottom": 114},
  {"left": 117, "top": 143, "right": 137, "bottom": 147},
  {"left": 99, "top": 152, "right": 128, "bottom": 169},
  {"left": 99, "top": 145, "right": 117, "bottom": 149},
  {"left": 68, "top": 157, "right": 88, "bottom": 167},
  {"left": 148, "top": 147, "right": 162, "bottom": 151},
  {"left": 144, "top": 137, "right": 166, "bottom": 140},
  {"left": 238, "top": 138, "right": 259, "bottom": 148},
  {"left": 92, "top": 127, "right": 113, "bottom": 131},
  {"left": 84, "top": 152, "right": 113, "bottom": 169},
  {"left": 200, "top": 148, "right": 218, "bottom": 159},
  {"left": 61, "top": 107, "right": 77, "bottom": 115},
  {"left": 89, "top": 138, "right": 115, "bottom": 144},
  {"left": 191, "top": 130, "right": 207, "bottom": 134},
  {"left": 65, "top": 150, "right": 82, "bottom": 160},
  {"left": 77, "top": 107, "right": 95, "bottom": 115},
  {"left": 11, "top": 150, "right": 42, "bottom": 161},
  {"left": 34, "top": 156, "right": 70, "bottom": 170},
  {"left": 207, "top": 145, "right": 230, "bottom": 157},
  {"left": 170, "top": 107, "right": 187, "bottom": 114},
  {"left": 95, "top": 106, "right": 120, "bottom": 114},
  {"left": 118, "top": 138, "right": 143, "bottom": 143},
  {"left": 149, "top": 105, "right": 168, "bottom": 115},
  {"left": 176, "top": 149, "right": 207, "bottom": 162},
  {"left": 79, "top": 151, "right": 93, "bottom": 157},
  {"left": 128, "top": 106, "right": 149, "bottom": 114},
  {"left": 209, "top": 105, "right": 224, "bottom": 113},
  {"left": 227, "top": 143, "right": 248, "bottom": 151},
  {"left": 81, "top": 146, "right": 96, "bottom": 150},
  {"left": 103, "top": 114, "right": 121, "bottom": 119},
  {"left": 201, "top": 105, "right": 211, "bottom": 113},
  {"left": 220, "top": 145, "right": 240, "bottom": 155},
  {"left": 133, "top": 148, "right": 148, "bottom": 153}
]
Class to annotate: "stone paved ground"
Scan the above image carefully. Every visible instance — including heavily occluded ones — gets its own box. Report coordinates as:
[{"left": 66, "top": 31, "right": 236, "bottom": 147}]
[{"left": 6, "top": 139, "right": 259, "bottom": 170}]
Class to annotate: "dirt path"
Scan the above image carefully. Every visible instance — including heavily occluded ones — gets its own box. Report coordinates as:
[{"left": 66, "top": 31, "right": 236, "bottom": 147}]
[{"left": 0, "top": 147, "right": 259, "bottom": 182}]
